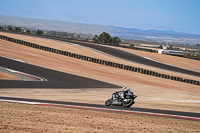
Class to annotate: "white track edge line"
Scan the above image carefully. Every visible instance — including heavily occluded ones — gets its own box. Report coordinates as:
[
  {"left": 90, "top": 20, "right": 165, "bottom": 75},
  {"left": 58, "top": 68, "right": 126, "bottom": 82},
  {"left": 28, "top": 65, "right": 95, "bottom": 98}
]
[
  {"left": 5, "top": 68, "right": 48, "bottom": 81},
  {"left": 0, "top": 99, "right": 199, "bottom": 120},
  {"left": 0, "top": 55, "right": 26, "bottom": 63}
]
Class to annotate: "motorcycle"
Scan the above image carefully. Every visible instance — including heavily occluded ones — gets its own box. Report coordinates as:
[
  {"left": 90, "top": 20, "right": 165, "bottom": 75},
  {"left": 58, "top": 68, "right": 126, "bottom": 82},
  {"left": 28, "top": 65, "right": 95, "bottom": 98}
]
[{"left": 105, "top": 90, "right": 137, "bottom": 108}]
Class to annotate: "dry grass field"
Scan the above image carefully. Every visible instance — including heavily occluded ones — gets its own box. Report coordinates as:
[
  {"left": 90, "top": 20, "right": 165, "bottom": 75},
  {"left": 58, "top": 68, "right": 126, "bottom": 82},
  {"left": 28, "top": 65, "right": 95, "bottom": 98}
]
[{"left": 0, "top": 32, "right": 200, "bottom": 132}]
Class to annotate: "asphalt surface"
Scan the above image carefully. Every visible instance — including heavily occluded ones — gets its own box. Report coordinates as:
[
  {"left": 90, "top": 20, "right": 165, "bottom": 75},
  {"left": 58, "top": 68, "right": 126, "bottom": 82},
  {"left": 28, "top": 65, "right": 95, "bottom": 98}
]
[
  {"left": 60, "top": 39, "right": 200, "bottom": 77},
  {"left": 0, "top": 56, "right": 120, "bottom": 88},
  {"left": 0, "top": 96, "right": 200, "bottom": 120}
]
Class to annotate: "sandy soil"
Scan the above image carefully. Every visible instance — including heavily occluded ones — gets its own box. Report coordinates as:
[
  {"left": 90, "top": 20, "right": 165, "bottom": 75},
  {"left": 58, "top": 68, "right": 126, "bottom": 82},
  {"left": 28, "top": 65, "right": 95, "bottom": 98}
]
[
  {"left": 0, "top": 33, "right": 200, "bottom": 132},
  {"left": 0, "top": 71, "right": 20, "bottom": 80},
  {"left": 1, "top": 102, "right": 200, "bottom": 133}
]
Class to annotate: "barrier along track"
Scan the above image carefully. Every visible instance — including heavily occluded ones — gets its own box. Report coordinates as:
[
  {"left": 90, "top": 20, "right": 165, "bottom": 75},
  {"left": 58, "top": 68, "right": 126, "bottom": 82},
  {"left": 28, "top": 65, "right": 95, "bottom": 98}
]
[{"left": 0, "top": 34, "right": 199, "bottom": 86}]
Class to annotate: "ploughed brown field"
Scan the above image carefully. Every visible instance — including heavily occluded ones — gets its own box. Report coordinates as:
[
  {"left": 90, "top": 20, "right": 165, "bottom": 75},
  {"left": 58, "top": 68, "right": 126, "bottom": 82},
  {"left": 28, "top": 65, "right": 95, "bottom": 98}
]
[{"left": 0, "top": 32, "right": 200, "bottom": 132}]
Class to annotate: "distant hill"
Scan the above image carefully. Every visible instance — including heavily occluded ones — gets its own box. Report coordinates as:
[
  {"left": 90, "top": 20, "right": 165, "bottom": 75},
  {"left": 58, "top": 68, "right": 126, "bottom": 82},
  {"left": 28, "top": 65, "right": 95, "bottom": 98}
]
[{"left": 0, "top": 15, "right": 200, "bottom": 44}]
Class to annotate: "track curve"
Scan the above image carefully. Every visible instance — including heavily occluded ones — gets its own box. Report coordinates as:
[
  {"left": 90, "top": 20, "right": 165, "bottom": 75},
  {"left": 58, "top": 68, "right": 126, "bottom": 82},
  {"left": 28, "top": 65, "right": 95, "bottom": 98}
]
[
  {"left": 60, "top": 39, "right": 200, "bottom": 77},
  {"left": 0, "top": 56, "right": 120, "bottom": 88}
]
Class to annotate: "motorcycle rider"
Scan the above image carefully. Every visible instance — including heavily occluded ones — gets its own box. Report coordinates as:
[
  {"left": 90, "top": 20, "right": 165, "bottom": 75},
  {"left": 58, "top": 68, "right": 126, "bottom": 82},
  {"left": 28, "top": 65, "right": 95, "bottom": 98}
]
[
  {"left": 116, "top": 86, "right": 131, "bottom": 99},
  {"left": 105, "top": 86, "right": 136, "bottom": 107}
]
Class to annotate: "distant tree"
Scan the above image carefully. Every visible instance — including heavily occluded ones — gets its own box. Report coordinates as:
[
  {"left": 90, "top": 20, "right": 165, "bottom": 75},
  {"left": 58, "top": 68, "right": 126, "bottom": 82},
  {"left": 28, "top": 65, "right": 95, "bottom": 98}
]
[
  {"left": 85, "top": 37, "right": 89, "bottom": 42},
  {"left": 7, "top": 25, "right": 13, "bottom": 31},
  {"left": 70, "top": 34, "right": 74, "bottom": 38},
  {"left": 196, "top": 44, "right": 200, "bottom": 47},
  {"left": 129, "top": 44, "right": 134, "bottom": 48},
  {"left": 55, "top": 31, "right": 68, "bottom": 37},
  {"left": 99, "top": 32, "right": 112, "bottom": 44},
  {"left": 158, "top": 45, "right": 163, "bottom": 49},
  {"left": 112, "top": 36, "right": 121, "bottom": 45},
  {"left": 48, "top": 31, "right": 56, "bottom": 36},
  {"left": 77, "top": 34, "right": 80, "bottom": 38},
  {"left": 14, "top": 27, "right": 21, "bottom": 32},
  {"left": 36, "top": 30, "right": 43, "bottom": 35},
  {"left": 92, "top": 34, "right": 99, "bottom": 43},
  {"left": 27, "top": 29, "right": 30, "bottom": 33},
  {"left": 92, "top": 32, "right": 120, "bottom": 45},
  {"left": 0, "top": 26, "right": 3, "bottom": 30}
]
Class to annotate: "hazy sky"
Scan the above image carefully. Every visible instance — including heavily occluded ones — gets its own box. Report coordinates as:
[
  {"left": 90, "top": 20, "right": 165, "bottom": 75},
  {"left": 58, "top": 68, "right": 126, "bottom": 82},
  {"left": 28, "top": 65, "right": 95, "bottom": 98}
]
[{"left": 0, "top": 0, "right": 200, "bottom": 34}]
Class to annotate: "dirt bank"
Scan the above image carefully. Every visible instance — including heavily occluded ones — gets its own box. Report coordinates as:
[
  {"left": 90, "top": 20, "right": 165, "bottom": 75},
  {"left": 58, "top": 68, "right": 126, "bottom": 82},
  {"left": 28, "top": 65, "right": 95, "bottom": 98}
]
[{"left": 1, "top": 102, "right": 199, "bottom": 133}]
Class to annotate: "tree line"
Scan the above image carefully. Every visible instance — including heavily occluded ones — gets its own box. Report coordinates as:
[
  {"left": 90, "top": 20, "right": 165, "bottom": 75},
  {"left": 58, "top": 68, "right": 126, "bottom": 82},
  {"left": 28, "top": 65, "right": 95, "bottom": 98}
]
[
  {"left": 0, "top": 25, "right": 43, "bottom": 35},
  {"left": 0, "top": 25, "right": 121, "bottom": 45},
  {"left": 92, "top": 32, "right": 121, "bottom": 45}
]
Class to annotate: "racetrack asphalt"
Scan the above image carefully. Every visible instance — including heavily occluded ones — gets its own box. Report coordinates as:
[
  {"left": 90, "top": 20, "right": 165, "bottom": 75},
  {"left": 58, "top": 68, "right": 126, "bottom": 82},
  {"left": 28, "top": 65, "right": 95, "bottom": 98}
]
[
  {"left": 0, "top": 96, "right": 200, "bottom": 121},
  {"left": 0, "top": 56, "right": 120, "bottom": 88},
  {"left": 59, "top": 39, "right": 200, "bottom": 77}
]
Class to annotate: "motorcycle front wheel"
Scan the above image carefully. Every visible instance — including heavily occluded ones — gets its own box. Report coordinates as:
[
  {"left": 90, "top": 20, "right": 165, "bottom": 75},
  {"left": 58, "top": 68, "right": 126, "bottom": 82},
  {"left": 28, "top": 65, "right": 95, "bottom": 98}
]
[
  {"left": 123, "top": 99, "right": 135, "bottom": 108},
  {"left": 105, "top": 99, "right": 112, "bottom": 106}
]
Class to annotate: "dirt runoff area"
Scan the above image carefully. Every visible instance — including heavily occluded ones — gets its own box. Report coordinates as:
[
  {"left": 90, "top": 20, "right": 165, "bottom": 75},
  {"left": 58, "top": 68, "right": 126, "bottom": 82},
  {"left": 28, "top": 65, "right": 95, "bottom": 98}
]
[
  {"left": 1, "top": 102, "right": 200, "bottom": 133},
  {"left": 0, "top": 71, "right": 20, "bottom": 80},
  {"left": 0, "top": 32, "right": 200, "bottom": 132}
]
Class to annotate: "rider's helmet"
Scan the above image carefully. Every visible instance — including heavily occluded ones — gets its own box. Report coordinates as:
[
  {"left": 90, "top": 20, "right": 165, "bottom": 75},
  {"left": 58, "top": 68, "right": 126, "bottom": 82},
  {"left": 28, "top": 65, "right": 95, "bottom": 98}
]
[{"left": 123, "top": 86, "right": 130, "bottom": 91}]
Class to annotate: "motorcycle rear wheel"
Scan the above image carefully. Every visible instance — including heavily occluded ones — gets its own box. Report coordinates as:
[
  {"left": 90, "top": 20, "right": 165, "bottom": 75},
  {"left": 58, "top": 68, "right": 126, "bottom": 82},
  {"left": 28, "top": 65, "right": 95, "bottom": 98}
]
[{"left": 123, "top": 99, "right": 135, "bottom": 108}]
